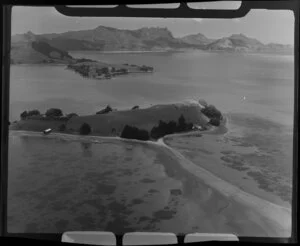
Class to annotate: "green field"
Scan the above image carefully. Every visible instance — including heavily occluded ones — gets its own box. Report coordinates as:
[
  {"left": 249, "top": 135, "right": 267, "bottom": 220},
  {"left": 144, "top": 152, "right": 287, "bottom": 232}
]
[{"left": 10, "top": 103, "right": 210, "bottom": 137}]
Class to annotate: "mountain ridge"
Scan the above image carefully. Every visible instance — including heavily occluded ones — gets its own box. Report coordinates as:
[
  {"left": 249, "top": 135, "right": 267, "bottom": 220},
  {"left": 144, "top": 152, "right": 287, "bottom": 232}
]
[{"left": 11, "top": 26, "right": 293, "bottom": 64}]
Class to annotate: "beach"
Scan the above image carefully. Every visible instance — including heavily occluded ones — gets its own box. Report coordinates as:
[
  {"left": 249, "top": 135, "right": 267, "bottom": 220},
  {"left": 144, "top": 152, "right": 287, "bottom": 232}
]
[
  {"left": 8, "top": 51, "right": 294, "bottom": 236},
  {"left": 8, "top": 129, "right": 291, "bottom": 236}
]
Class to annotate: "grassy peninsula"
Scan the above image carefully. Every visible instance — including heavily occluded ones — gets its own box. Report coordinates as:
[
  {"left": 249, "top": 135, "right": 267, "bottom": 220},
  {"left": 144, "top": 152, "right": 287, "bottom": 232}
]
[
  {"left": 66, "top": 59, "right": 154, "bottom": 80},
  {"left": 10, "top": 100, "right": 225, "bottom": 141}
]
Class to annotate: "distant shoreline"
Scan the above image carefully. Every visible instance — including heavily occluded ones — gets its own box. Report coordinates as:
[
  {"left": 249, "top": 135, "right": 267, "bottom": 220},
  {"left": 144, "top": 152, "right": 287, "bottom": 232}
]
[
  {"left": 10, "top": 119, "right": 292, "bottom": 236},
  {"left": 94, "top": 50, "right": 178, "bottom": 54},
  {"left": 11, "top": 49, "right": 293, "bottom": 66}
]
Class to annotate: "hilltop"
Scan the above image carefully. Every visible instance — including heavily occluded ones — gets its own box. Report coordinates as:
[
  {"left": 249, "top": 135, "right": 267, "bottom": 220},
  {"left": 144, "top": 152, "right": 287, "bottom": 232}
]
[
  {"left": 10, "top": 27, "right": 293, "bottom": 64},
  {"left": 11, "top": 31, "right": 75, "bottom": 64},
  {"left": 183, "top": 33, "right": 293, "bottom": 53},
  {"left": 179, "top": 32, "right": 216, "bottom": 46},
  {"left": 34, "top": 26, "right": 196, "bottom": 52},
  {"left": 9, "top": 100, "right": 223, "bottom": 140}
]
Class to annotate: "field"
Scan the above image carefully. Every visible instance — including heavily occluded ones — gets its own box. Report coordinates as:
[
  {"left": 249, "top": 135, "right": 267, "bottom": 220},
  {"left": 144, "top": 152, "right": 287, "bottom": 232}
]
[{"left": 10, "top": 102, "right": 210, "bottom": 136}]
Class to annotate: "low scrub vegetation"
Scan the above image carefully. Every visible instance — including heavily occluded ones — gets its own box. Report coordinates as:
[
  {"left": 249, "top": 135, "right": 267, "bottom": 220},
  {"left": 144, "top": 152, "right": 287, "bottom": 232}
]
[
  {"left": 45, "top": 108, "right": 63, "bottom": 118},
  {"left": 200, "top": 104, "right": 222, "bottom": 126},
  {"left": 79, "top": 123, "right": 91, "bottom": 135},
  {"left": 131, "top": 105, "right": 139, "bottom": 110},
  {"left": 150, "top": 115, "right": 193, "bottom": 139},
  {"left": 20, "top": 109, "right": 41, "bottom": 120},
  {"left": 58, "top": 124, "right": 66, "bottom": 132},
  {"left": 19, "top": 108, "right": 77, "bottom": 122},
  {"left": 121, "top": 125, "right": 150, "bottom": 141},
  {"left": 96, "top": 105, "right": 112, "bottom": 114},
  {"left": 120, "top": 115, "right": 194, "bottom": 141},
  {"left": 66, "top": 113, "right": 79, "bottom": 120}
]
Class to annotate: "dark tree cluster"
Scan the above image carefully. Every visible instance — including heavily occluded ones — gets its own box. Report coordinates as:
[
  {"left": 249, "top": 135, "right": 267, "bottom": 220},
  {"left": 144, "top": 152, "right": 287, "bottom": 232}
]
[
  {"left": 209, "top": 118, "right": 221, "bottom": 126},
  {"left": 20, "top": 109, "right": 41, "bottom": 120},
  {"left": 150, "top": 115, "right": 193, "bottom": 139},
  {"left": 20, "top": 108, "right": 78, "bottom": 121},
  {"left": 96, "top": 105, "right": 112, "bottom": 114},
  {"left": 58, "top": 124, "right": 66, "bottom": 132},
  {"left": 98, "top": 67, "right": 109, "bottom": 74},
  {"left": 66, "top": 113, "right": 79, "bottom": 120},
  {"left": 45, "top": 108, "right": 63, "bottom": 118},
  {"left": 75, "top": 58, "right": 96, "bottom": 63},
  {"left": 200, "top": 104, "right": 222, "bottom": 126},
  {"left": 121, "top": 125, "right": 150, "bottom": 141},
  {"left": 131, "top": 105, "right": 139, "bottom": 110},
  {"left": 201, "top": 105, "right": 222, "bottom": 119},
  {"left": 139, "top": 65, "right": 154, "bottom": 72},
  {"left": 116, "top": 68, "right": 129, "bottom": 74},
  {"left": 67, "top": 64, "right": 90, "bottom": 77},
  {"left": 79, "top": 123, "right": 91, "bottom": 135}
]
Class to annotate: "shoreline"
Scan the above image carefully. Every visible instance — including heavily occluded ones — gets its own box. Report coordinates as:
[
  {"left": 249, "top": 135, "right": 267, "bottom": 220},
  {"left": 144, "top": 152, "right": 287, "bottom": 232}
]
[
  {"left": 9, "top": 125, "right": 216, "bottom": 146},
  {"left": 156, "top": 137, "right": 291, "bottom": 232},
  {"left": 9, "top": 126, "right": 291, "bottom": 215},
  {"left": 70, "top": 50, "right": 181, "bottom": 54},
  {"left": 10, "top": 49, "right": 293, "bottom": 67},
  {"left": 9, "top": 125, "right": 292, "bottom": 234}
]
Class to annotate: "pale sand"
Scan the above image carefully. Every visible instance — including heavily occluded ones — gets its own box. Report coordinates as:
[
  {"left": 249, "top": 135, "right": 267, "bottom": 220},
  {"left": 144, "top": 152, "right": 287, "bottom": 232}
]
[{"left": 156, "top": 136, "right": 291, "bottom": 236}]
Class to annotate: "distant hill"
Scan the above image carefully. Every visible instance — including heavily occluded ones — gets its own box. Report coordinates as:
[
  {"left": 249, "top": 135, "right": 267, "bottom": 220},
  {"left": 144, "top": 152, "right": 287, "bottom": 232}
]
[
  {"left": 205, "top": 33, "right": 293, "bottom": 53},
  {"left": 11, "top": 31, "right": 76, "bottom": 64},
  {"left": 36, "top": 26, "right": 196, "bottom": 52},
  {"left": 206, "top": 33, "right": 265, "bottom": 52},
  {"left": 11, "top": 27, "right": 294, "bottom": 63},
  {"left": 179, "top": 32, "right": 216, "bottom": 46},
  {"left": 263, "top": 43, "right": 293, "bottom": 54}
]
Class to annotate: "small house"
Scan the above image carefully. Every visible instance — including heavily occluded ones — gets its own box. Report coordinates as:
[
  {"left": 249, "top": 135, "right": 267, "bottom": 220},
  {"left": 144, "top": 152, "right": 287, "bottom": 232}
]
[
  {"left": 192, "top": 125, "right": 203, "bottom": 131},
  {"left": 43, "top": 128, "right": 52, "bottom": 135}
]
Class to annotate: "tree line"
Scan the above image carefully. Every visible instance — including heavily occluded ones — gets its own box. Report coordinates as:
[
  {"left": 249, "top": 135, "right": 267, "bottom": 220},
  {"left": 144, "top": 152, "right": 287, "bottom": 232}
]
[
  {"left": 20, "top": 108, "right": 78, "bottom": 121},
  {"left": 120, "top": 114, "right": 193, "bottom": 141},
  {"left": 200, "top": 104, "right": 223, "bottom": 126}
]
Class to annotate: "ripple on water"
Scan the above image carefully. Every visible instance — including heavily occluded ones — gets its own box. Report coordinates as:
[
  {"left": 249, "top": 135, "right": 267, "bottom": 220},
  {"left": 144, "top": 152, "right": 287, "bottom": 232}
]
[
  {"left": 130, "top": 198, "right": 144, "bottom": 205},
  {"left": 95, "top": 183, "right": 117, "bottom": 195},
  {"left": 153, "top": 209, "right": 176, "bottom": 220},
  {"left": 140, "top": 178, "right": 156, "bottom": 184},
  {"left": 148, "top": 189, "right": 159, "bottom": 194},
  {"left": 170, "top": 189, "right": 182, "bottom": 196}
]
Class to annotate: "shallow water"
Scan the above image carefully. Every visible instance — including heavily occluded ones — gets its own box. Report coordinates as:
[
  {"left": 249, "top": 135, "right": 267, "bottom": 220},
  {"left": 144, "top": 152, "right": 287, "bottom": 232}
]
[
  {"left": 164, "top": 113, "right": 293, "bottom": 208},
  {"left": 10, "top": 51, "right": 294, "bottom": 126},
  {"left": 8, "top": 131, "right": 291, "bottom": 236},
  {"left": 8, "top": 51, "right": 294, "bottom": 235},
  {"left": 8, "top": 131, "right": 182, "bottom": 233}
]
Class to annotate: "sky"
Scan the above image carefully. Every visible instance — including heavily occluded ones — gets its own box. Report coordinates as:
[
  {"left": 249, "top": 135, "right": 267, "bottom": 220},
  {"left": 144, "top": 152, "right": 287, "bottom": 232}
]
[{"left": 11, "top": 2, "right": 294, "bottom": 45}]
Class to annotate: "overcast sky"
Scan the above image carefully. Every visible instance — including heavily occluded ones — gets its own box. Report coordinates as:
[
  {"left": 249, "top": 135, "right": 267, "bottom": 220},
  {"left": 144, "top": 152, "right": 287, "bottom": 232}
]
[{"left": 11, "top": 3, "right": 294, "bottom": 45}]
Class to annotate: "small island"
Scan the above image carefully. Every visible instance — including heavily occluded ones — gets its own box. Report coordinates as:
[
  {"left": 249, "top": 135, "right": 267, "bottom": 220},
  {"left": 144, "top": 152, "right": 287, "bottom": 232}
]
[
  {"left": 67, "top": 59, "right": 154, "bottom": 80},
  {"left": 10, "top": 99, "right": 225, "bottom": 141},
  {"left": 10, "top": 37, "right": 154, "bottom": 80}
]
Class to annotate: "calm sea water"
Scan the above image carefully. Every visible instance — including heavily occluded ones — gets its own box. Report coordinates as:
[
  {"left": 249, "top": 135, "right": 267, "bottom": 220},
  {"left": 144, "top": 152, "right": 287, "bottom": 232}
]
[
  {"left": 8, "top": 51, "right": 294, "bottom": 234},
  {"left": 10, "top": 51, "right": 294, "bottom": 126}
]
